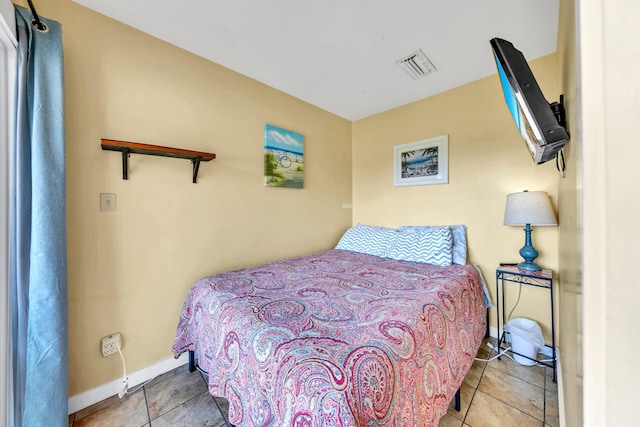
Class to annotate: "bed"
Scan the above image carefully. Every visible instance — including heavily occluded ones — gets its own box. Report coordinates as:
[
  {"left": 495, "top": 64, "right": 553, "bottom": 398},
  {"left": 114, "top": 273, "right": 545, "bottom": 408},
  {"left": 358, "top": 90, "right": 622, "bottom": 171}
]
[{"left": 172, "top": 225, "right": 488, "bottom": 426}]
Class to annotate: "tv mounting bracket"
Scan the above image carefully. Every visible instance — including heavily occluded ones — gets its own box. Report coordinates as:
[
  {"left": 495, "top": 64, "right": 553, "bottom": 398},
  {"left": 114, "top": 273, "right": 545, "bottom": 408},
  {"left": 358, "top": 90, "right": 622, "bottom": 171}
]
[{"left": 550, "top": 94, "right": 567, "bottom": 129}]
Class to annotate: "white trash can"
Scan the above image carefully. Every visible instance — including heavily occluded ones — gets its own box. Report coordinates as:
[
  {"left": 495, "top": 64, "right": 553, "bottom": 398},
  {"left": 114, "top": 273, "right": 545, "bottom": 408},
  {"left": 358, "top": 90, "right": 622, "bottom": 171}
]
[{"left": 504, "top": 318, "right": 544, "bottom": 366}]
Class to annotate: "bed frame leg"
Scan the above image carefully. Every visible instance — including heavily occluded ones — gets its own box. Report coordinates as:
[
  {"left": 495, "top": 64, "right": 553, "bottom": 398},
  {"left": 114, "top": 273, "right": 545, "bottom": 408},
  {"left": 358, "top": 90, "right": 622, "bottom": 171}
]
[
  {"left": 454, "top": 388, "right": 461, "bottom": 411},
  {"left": 486, "top": 309, "right": 490, "bottom": 338},
  {"left": 188, "top": 351, "right": 196, "bottom": 372}
]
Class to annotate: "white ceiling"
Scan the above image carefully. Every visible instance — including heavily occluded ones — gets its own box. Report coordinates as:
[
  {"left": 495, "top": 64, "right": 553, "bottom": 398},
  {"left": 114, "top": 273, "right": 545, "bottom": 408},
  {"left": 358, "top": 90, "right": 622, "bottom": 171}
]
[{"left": 72, "top": 0, "right": 560, "bottom": 121}]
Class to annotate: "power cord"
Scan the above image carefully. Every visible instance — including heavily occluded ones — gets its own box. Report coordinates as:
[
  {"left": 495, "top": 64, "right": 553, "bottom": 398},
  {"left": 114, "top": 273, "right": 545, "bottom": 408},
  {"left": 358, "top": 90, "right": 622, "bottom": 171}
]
[
  {"left": 506, "top": 283, "right": 523, "bottom": 323},
  {"left": 115, "top": 345, "right": 158, "bottom": 398},
  {"left": 556, "top": 149, "right": 566, "bottom": 177},
  {"left": 476, "top": 342, "right": 556, "bottom": 367},
  {"left": 474, "top": 342, "right": 515, "bottom": 363},
  {"left": 116, "top": 348, "right": 128, "bottom": 398}
]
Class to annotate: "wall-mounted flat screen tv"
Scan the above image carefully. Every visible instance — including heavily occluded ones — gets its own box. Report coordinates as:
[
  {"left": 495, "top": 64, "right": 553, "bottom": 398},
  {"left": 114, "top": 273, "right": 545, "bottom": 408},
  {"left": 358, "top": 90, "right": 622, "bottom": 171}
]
[{"left": 490, "top": 37, "right": 569, "bottom": 164}]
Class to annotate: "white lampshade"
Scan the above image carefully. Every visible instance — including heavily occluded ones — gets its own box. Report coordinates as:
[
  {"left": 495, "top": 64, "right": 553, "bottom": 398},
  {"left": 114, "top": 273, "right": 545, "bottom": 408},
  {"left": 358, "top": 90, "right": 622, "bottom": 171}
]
[{"left": 504, "top": 191, "right": 558, "bottom": 226}]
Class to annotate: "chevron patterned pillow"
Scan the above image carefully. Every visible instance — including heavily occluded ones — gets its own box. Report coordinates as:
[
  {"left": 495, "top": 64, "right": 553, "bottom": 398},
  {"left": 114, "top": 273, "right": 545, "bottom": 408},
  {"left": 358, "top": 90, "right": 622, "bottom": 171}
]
[
  {"left": 397, "top": 225, "right": 467, "bottom": 265},
  {"left": 335, "top": 224, "right": 398, "bottom": 258},
  {"left": 388, "top": 228, "right": 453, "bottom": 266}
]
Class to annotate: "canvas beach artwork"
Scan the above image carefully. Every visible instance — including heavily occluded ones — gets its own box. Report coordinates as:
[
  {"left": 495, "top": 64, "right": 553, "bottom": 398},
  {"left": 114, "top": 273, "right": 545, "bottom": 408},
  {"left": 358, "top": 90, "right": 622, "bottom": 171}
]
[
  {"left": 264, "top": 124, "right": 304, "bottom": 188},
  {"left": 393, "top": 135, "right": 449, "bottom": 186}
]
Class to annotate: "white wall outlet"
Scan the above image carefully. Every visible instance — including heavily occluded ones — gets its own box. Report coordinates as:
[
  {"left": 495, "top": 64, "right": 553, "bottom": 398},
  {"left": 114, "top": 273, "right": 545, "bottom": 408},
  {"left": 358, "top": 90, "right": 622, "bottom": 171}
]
[
  {"left": 101, "top": 332, "right": 122, "bottom": 357},
  {"left": 100, "top": 193, "right": 116, "bottom": 212}
]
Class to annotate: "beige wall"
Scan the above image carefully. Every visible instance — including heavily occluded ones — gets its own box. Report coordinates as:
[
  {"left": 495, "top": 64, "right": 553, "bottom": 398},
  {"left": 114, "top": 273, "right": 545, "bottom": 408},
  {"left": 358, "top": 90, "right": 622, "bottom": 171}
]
[
  {"left": 556, "top": 0, "right": 582, "bottom": 425},
  {"left": 28, "top": 0, "right": 352, "bottom": 396},
  {"left": 352, "top": 54, "right": 562, "bottom": 340}
]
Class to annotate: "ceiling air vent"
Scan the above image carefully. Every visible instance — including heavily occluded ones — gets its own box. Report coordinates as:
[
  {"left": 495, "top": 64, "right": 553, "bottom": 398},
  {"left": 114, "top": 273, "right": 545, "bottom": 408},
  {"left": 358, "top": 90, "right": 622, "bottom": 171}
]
[{"left": 396, "top": 49, "right": 436, "bottom": 80}]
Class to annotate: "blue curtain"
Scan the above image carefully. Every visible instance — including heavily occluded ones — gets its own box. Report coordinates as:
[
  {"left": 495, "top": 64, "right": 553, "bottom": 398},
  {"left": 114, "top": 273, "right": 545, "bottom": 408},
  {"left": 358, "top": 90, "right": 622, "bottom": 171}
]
[{"left": 11, "top": 6, "right": 67, "bottom": 427}]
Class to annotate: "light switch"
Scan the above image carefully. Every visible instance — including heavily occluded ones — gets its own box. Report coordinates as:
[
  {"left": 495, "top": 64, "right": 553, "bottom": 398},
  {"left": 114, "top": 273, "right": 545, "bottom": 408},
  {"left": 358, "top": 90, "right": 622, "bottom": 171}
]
[{"left": 100, "top": 193, "right": 116, "bottom": 212}]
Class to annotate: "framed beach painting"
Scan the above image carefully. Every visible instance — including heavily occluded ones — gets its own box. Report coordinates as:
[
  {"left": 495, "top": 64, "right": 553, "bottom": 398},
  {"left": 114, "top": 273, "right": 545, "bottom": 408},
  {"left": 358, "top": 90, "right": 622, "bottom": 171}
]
[
  {"left": 393, "top": 135, "right": 448, "bottom": 187},
  {"left": 264, "top": 124, "right": 304, "bottom": 188}
]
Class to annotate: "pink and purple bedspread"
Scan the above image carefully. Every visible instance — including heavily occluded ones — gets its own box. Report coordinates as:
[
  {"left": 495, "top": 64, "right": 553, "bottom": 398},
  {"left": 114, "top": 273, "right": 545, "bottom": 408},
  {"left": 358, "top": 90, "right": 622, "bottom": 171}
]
[{"left": 172, "top": 250, "right": 487, "bottom": 426}]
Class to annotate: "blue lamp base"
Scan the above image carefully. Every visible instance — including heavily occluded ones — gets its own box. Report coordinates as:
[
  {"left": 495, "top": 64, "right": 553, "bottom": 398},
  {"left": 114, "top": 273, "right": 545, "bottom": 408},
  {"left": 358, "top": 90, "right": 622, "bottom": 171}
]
[
  {"left": 518, "top": 224, "right": 541, "bottom": 271},
  {"left": 518, "top": 260, "right": 541, "bottom": 271}
]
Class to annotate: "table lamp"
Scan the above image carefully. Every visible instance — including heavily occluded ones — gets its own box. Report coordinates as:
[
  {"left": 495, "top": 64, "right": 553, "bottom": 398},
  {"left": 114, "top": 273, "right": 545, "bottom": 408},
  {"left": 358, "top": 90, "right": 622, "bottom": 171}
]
[{"left": 503, "top": 190, "right": 557, "bottom": 271}]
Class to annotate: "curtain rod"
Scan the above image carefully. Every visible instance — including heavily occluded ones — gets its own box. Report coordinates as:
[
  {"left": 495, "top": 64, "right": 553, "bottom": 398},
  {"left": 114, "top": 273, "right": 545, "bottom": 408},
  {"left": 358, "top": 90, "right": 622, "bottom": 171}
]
[{"left": 26, "top": 0, "right": 47, "bottom": 31}]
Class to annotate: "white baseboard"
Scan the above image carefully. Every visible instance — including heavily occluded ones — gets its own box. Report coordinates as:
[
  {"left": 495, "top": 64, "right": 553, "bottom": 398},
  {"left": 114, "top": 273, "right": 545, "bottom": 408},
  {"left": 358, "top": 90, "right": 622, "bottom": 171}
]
[{"left": 68, "top": 352, "right": 189, "bottom": 414}]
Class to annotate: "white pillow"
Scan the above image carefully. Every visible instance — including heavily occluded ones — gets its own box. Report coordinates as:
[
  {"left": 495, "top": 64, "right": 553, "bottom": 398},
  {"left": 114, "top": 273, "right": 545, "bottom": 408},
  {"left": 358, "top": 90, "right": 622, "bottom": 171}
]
[
  {"left": 388, "top": 227, "right": 453, "bottom": 266},
  {"left": 397, "top": 225, "right": 467, "bottom": 265}
]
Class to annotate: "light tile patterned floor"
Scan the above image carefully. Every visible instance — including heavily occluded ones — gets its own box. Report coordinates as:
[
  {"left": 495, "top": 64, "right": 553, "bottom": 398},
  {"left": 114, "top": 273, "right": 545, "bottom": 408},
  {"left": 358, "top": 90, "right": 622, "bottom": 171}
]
[{"left": 69, "top": 337, "right": 559, "bottom": 427}]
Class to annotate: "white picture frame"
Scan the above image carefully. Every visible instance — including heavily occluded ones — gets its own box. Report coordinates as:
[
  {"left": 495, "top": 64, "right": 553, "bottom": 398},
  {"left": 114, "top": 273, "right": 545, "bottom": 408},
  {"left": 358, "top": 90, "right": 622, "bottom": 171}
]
[{"left": 393, "top": 135, "right": 449, "bottom": 187}]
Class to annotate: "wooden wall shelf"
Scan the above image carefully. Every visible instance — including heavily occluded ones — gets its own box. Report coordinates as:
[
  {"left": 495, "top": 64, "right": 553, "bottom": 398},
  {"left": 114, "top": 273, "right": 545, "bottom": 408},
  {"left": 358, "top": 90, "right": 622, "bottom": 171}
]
[{"left": 101, "top": 139, "right": 216, "bottom": 183}]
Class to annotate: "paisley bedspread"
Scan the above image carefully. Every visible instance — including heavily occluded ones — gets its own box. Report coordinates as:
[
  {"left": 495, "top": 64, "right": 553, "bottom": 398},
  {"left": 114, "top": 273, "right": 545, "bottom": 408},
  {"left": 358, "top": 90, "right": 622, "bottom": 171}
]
[{"left": 172, "top": 250, "right": 487, "bottom": 427}]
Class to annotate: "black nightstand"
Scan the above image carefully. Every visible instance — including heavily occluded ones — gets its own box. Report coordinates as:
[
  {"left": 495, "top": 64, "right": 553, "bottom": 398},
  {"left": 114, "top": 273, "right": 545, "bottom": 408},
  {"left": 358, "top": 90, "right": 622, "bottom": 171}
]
[{"left": 496, "top": 264, "right": 556, "bottom": 382}]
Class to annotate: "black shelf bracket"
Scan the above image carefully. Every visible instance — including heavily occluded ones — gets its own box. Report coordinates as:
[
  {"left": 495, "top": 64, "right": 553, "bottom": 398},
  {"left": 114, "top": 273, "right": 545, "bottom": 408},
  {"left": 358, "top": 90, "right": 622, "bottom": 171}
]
[
  {"left": 192, "top": 158, "right": 201, "bottom": 184},
  {"left": 122, "top": 148, "right": 130, "bottom": 180}
]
